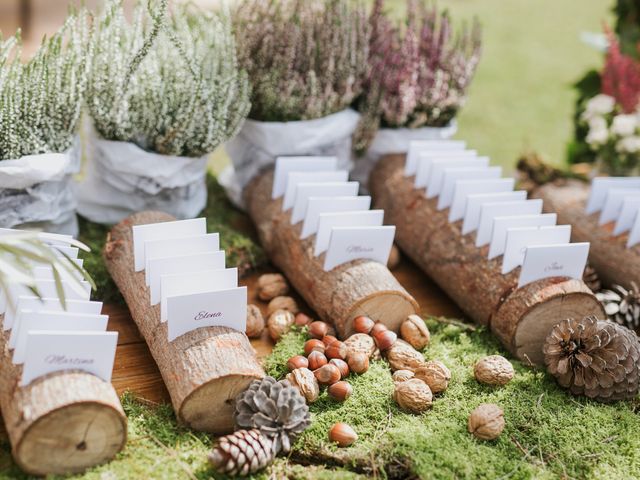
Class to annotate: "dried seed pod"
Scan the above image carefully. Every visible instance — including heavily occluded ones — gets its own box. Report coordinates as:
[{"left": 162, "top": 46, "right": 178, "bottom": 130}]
[
  {"left": 245, "top": 304, "right": 265, "bottom": 338},
  {"left": 329, "top": 358, "right": 350, "bottom": 378},
  {"left": 329, "top": 423, "right": 357, "bottom": 447},
  {"left": 468, "top": 404, "right": 505, "bottom": 440},
  {"left": 347, "top": 352, "right": 369, "bottom": 374},
  {"left": 308, "top": 351, "right": 328, "bottom": 370},
  {"left": 353, "top": 316, "right": 375, "bottom": 334},
  {"left": 415, "top": 361, "right": 451, "bottom": 393},
  {"left": 393, "top": 378, "right": 433, "bottom": 414},
  {"left": 373, "top": 329, "right": 397, "bottom": 351},
  {"left": 295, "top": 312, "right": 312, "bottom": 326},
  {"left": 314, "top": 364, "right": 341, "bottom": 385},
  {"left": 371, "top": 322, "right": 388, "bottom": 337},
  {"left": 325, "top": 341, "right": 348, "bottom": 360},
  {"left": 344, "top": 333, "right": 376, "bottom": 359},
  {"left": 322, "top": 335, "right": 338, "bottom": 346},
  {"left": 267, "top": 309, "right": 295, "bottom": 342},
  {"left": 387, "top": 243, "right": 401, "bottom": 270},
  {"left": 257, "top": 273, "right": 289, "bottom": 301},
  {"left": 304, "top": 339, "right": 325, "bottom": 355},
  {"left": 392, "top": 370, "right": 414, "bottom": 383},
  {"left": 287, "top": 355, "right": 309, "bottom": 371},
  {"left": 286, "top": 368, "right": 320, "bottom": 403},
  {"left": 474, "top": 355, "right": 515, "bottom": 386},
  {"left": 267, "top": 296, "right": 299, "bottom": 316},
  {"left": 400, "top": 315, "right": 430, "bottom": 350},
  {"left": 328, "top": 381, "right": 353, "bottom": 402},
  {"left": 385, "top": 339, "right": 426, "bottom": 372},
  {"left": 308, "top": 321, "right": 329, "bottom": 339}
]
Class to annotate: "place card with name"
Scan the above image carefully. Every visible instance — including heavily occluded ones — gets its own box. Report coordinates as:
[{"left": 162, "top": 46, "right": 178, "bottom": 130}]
[
  {"left": 437, "top": 166, "right": 502, "bottom": 210},
  {"left": 282, "top": 170, "right": 349, "bottom": 211},
  {"left": 323, "top": 226, "right": 395, "bottom": 271},
  {"left": 585, "top": 177, "right": 640, "bottom": 214},
  {"left": 301, "top": 196, "right": 372, "bottom": 239},
  {"left": 290, "top": 182, "right": 359, "bottom": 224},
  {"left": 314, "top": 210, "right": 385, "bottom": 256},
  {"left": 518, "top": 243, "right": 590, "bottom": 287},
  {"left": 502, "top": 225, "right": 572, "bottom": 274},
  {"left": 487, "top": 213, "right": 557, "bottom": 260},
  {"left": 272, "top": 156, "right": 338, "bottom": 198},
  {"left": 448, "top": 178, "right": 516, "bottom": 223},
  {"left": 425, "top": 156, "right": 486, "bottom": 196},
  {"left": 476, "top": 199, "right": 543, "bottom": 248},
  {"left": 461, "top": 191, "right": 528, "bottom": 235},
  {"left": 414, "top": 151, "right": 481, "bottom": 188},
  {"left": 404, "top": 140, "right": 468, "bottom": 176},
  {"left": 144, "top": 233, "right": 220, "bottom": 282}
]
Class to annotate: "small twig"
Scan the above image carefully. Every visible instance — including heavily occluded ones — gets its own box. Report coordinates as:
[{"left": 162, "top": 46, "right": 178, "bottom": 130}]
[{"left": 429, "top": 316, "right": 477, "bottom": 331}]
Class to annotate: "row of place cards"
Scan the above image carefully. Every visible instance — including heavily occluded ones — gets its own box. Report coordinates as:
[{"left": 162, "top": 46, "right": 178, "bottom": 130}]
[
  {"left": 132, "top": 218, "right": 246, "bottom": 341},
  {"left": 405, "top": 141, "right": 591, "bottom": 287},
  {"left": 272, "top": 156, "right": 395, "bottom": 271},
  {"left": 0, "top": 229, "right": 117, "bottom": 386},
  {"left": 585, "top": 177, "right": 640, "bottom": 248}
]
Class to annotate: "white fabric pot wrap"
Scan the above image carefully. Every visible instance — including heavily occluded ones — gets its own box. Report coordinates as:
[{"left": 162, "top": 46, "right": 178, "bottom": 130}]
[
  {"left": 220, "top": 109, "right": 361, "bottom": 209},
  {"left": 351, "top": 122, "right": 458, "bottom": 192},
  {"left": 75, "top": 138, "right": 208, "bottom": 224}
]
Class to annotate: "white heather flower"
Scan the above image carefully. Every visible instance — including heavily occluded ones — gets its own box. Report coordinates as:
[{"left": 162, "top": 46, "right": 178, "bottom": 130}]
[
  {"left": 617, "top": 135, "right": 640, "bottom": 153},
  {"left": 611, "top": 114, "right": 638, "bottom": 137},
  {"left": 586, "top": 126, "right": 609, "bottom": 147},
  {"left": 585, "top": 94, "right": 616, "bottom": 116}
]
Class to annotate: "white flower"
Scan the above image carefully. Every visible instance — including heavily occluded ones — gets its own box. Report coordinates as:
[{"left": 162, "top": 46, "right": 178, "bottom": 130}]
[
  {"left": 588, "top": 116, "right": 607, "bottom": 132},
  {"left": 616, "top": 135, "right": 640, "bottom": 153},
  {"left": 585, "top": 94, "right": 616, "bottom": 116},
  {"left": 611, "top": 114, "right": 638, "bottom": 137},
  {"left": 586, "top": 126, "right": 609, "bottom": 147}
]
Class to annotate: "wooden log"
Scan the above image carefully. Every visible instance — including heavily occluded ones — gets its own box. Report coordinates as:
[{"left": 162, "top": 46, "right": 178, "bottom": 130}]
[
  {"left": 244, "top": 169, "right": 419, "bottom": 338},
  {"left": 104, "top": 211, "right": 264, "bottom": 434},
  {"left": 369, "top": 155, "right": 605, "bottom": 365},
  {"left": 531, "top": 179, "right": 640, "bottom": 289},
  {"left": 0, "top": 327, "right": 126, "bottom": 476}
]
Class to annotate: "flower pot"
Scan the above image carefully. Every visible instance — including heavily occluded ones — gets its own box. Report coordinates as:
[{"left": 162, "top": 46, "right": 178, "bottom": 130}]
[{"left": 220, "top": 109, "right": 361, "bottom": 208}]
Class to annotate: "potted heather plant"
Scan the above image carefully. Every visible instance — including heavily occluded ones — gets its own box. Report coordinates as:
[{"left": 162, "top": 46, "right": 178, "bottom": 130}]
[
  {"left": 76, "top": 0, "right": 250, "bottom": 224},
  {"left": 0, "top": 10, "right": 91, "bottom": 235},
  {"left": 352, "top": 0, "right": 482, "bottom": 189},
  {"left": 221, "top": 0, "right": 369, "bottom": 207}
]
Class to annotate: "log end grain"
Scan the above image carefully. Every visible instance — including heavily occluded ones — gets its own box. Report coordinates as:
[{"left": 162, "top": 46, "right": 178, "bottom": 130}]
[{"left": 346, "top": 288, "right": 419, "bottom": 337}]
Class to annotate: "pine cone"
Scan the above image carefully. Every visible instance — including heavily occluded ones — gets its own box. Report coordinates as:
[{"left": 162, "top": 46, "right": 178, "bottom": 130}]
[
  {"left": 543, "top": 316, "right": 640, "bottom": 402},
  {"left": 209, "top": 429, "right": 274, "bottom": 476},
  {"left": 596, "top": 282, "right": 640, "bottom": 331},
  {"left": 235, "top": 376, "right": 311, "bottom": 455},
  {"left": 582, "top": 264, "right": 601, "bottom": 293}
]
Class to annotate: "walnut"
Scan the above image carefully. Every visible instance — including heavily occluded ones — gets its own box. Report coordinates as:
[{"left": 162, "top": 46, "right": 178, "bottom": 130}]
[
  {"left": 267, "top": 296, "right": 299, "bottom": 316},
  {"left": 387, "top": 243, "right": 401, "bottom": 270},
  {"left": 414, "top": 360, "right": 451, "bottom": 393},
  {"left": 393, "top": 378, "right": 432, "bottom": 414},
  {"left": 267, "top": 309, "right": 295, "bottom": 342},
  {"left": 400, "top": 315, "right": 430, "bottom": 350},
  {"left": 392, "top": 370, "right": 414, "bottom": 383},
  {"left": 385, "top": 339, "right": 426, "bottom": 372},
  {"left": 474, "top": 355, "right": 515, "bottom": 386},
  {"left": 344, "top": 333, "right": 376, "bottom": 359},
  {"left": 245, "top": 304, "right": 265, "bottom": 338},
  {"left": 286, "top": 368, "right": 319, "bottom": 403},
  {"left": 257, "top": 273, "right": 289, "bottom": 301},
  {"left": 468, "top": 404, "right": 505, "bottom": 440}
]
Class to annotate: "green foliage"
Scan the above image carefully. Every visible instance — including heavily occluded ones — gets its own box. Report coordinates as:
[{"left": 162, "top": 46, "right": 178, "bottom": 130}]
[
  {"left": 568, "top": 69, "right": 602, "bottom": 165},
  {"left": 615, "top": 0, "right": 640, "bottom": 58}
]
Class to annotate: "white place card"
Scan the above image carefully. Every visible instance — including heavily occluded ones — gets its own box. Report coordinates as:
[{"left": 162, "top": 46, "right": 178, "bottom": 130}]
[
  {"left": 448, "top": 178, "right": 516, "bottom": 223},
  {"left": 425, "top": 156, "right": 486, "bottom": 196},
  {"left": 502, "top": 225, "right": 572, "bottom": 274},
  {"left": 437, "top": 166, "right": 502, "bottom": 210},
  {"left": 301, "top": 196, "right": 372, "bottom": 239},
  {"left": 272, "top": 156, "right": 338, "bottom": 198},
  {"left": 160, "top": 268, "right": 238, "bottom": 321},
  {"left": 314, "top": 210, "right": 385, "bottom": 256},
  {"left": 518, "top": 243, "right": 590, "bottom": 287},
  {"left": 585, "top": 177, "right": 640, "bottom": 214},
  {"left": 32, "top": 262, "right": 85, "bottom": 284},
  {"left": 13, "top": 311, "right": 108, "bottom": 365},
  {"left": 50, "top": 245, "right": 79, "bottom": 259},
  {"left": 628, "top": 212, "right": 640, "bottom": 248},
  {"left": 282, "top": 170, "right": 348, "bottom": 210},
  {"left": 132, "top": 218, "right": 206, "bottom": 271},
  {"left": 414, "top": 152, "right": 482, "bottom": 188},
  {"left": 144, "top": 233, "right": 220, "bottom": 283},
  {"left": 599, "top": 188, "right": 640, "bottom": 225},
  {"left": 461, "top": 191, "right": 528, "bottom": 235},
  {"left": 476, "top": 199, "right": 543, "bottom": 247},
  {"left": 166, "top": 286, "right": 247, "bottom": 341},
  {"left": 323, "top": 226, "right": 395, "bottom": 271},
  {"left": 21, "top": 331, "right": 118, "bottom": 386},
  {"left": 405, "top": 141, "right": 467, "bottom": 176},
  {"left": 488, "top": 213, "right": 557, "bottom": 260},
  {"left": 148, "top": 251, "right": 226, "bottom": 305},
  {"left": 613, "top": 198, "right": 640, "bottom": 235},
  {"left": 290, "top": 182, "right": 359, "bottom": 224}
]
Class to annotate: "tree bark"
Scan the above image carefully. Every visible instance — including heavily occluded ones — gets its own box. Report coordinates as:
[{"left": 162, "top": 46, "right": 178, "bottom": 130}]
[
  {"left": 244, "top": 169, "right": 419, "bottom": 338},
  {"left": 531, "top": 179, "right": 640, "bottom": 289},
  {"left": 104, "top": 211, "right": 264, "bottom": 434},
  {"left": 0, "top": 328, "right": 126, "bottom": 476},
  {"left": 369, "top": 155, "right": 605, "bottom": 365}
]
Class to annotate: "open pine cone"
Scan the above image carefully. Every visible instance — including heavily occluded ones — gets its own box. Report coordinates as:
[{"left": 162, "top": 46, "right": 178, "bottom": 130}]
[
  {"left": 582, "top": 264, "right": 601, "bottom": 293},
  {"left": 596, "top": 282, "right": 640, "bottom": 331},
  {"left": 235, "top": 376, "right": 311, "bottom": 455},
  {"left": 209, "top": 429, "right": 274, "bottom": 476},
  {"left": 543, "top": 316, "right": 640, "bottom": 402}
]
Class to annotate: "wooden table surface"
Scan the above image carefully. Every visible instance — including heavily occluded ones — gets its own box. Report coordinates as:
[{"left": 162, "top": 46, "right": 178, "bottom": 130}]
[{"left": 106, "top": 257, "right": 464, "bottom": 404}]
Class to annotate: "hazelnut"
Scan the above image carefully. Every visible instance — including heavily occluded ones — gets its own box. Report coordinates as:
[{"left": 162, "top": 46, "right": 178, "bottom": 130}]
[
  {"left": 267, "top": 309, "right": 295, "bottom": 342},
  {"left": 328, "top": 381, "right": 353, "bottom": 402},
  {"left": 257, "top": 273, "right": 289, "bottom": 301},
  {"left": 387, "top": 243, "right": 401, "bottom": 270},
  {"left": 295, "top": 312, "right": 312, "bottom": 326},
  {"left": 415, "top": 361, "right": 451, "bottom": 393},
  {"left": 267, "top": 296, "right": 299, "bottom": 316},
  {"left": 287, "top": 355, "right": 309, "bottom": 371},
  {"left": 325, "top": 341, "right": 348, "bottom": 360},
  {"left": 371, "top": 348, "right": 382, "bottom": 361},
  {"left": 308, "top": 321, "right": 329, "bottom": 339},
  {"left": 400, "top": 315, "right": 430, "bottom": 350},
  {"left": 371, "top": 322, "right": 388, "bottom": 336},
  {"left": 468, "top": 404, "right": 505, "bottom": 440},
  {"left": 326, "top": 324, "right": 337, "bottom": 337},
  {"left": 385, "top": 339, "right": 426, "bottom": 372},
  {"left": 393, "top": 378, "right": 433, "bottom": 414},
  {"left": 353, "top": 316, "right": 374, "bottom": 334},
  {"left": 344, "top": 333, "right": 376, "bottom": 359},
  {"left": 373, "top": 329, "right": 397, "bottom": 351},
  {"left": 392, "top": 370, "right": 414, "bottom": 383},
  {"left": 286, "top": 368, "right": 319, "bottom": 403},
  {"left": 308, "top": 351, "right": 328, "bottom": 370},
  {"left": 329, "top": 423, "right": 357, "bottom": 447},
  {"left": 245, "top": 304, "right": 265, "bottom": 338},
  {"left": 322, "top": 335, "right": 338, "bottom": 346},
  {"left": 474, "top": 355, "right": 515, "bottom": 386},
  {"left": 314, "top": 363, "right": 341, "bottom": 385},
  {"left": 329, "top": 358, "right": 350, "bottom": 378},
  {"left": 304, "top": 339, "right": 325, "bottom": 355},
  {"left": 347, "top": 352, "right": 369, "bottom": 374}
]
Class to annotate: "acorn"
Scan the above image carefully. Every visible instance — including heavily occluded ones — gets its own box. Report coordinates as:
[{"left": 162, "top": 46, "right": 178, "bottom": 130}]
[
  {"left": 309, "top": 321, "right": 329, "bottom": 339},
  {"left": 308, "top": 351, "right": 328, "bottom": 370},
  {"left": 371, "top": 322, "right": 388, "bottom": 337},
  {"left": 325, "top": 341, "right": 348, "bottom": 360},
  {"left": 287, "top": 355, "right": 309, "bottom": 371},
  {"left": 295, "top": 312, "right": 312, "bottom": 326},
  {"left": 329, "top": 423, "right": 358, "bottom": 447},
  {"left": 328, "top": 381, "right": 353, "bottom": 402},
  {"left": 329, "top": 358, "right": 350, "bottom": 378},
  {"left": 314, "top": 363, "right": 341, "bottom": 385},
  {"left": 304, "top": 339, "right": 325, "bottom": 355},
  {"left": 322, "top": 335, "right": 338, "bottom": 346},
  {"left": 353, "top": 316, "right": 375, "bottom": 335},
  {"left": 373, "top": 329, "right": 397, "bottom": 351},
  {"left": 347, "top": 351, "right": 369, "bottom": 374}
]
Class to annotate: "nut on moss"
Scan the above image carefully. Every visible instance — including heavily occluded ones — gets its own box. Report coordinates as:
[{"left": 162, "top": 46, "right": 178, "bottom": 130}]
[
  {"left": 385, "top": 339, "right": 426, "bottom": 372},
  {"left": 245, "top": 304, "right": 265, "bottom": 338},
  {"left": 286, "top": 367, "right": 319, "bottom": 403},
  {"left": 415, "top": 360, "right": 451, "bottom": 393},
  {"left": 257, "top": 273, "right": 289, "bottom": 301},
  {"left": 344, "top": 333, "right": 376, "bottom": 358},
  {"left": 400, "top": 315, "right": 430, "bottom": 350},
  {"left": 392, "top": 370, "right": 414, "bottom": 383},
  {"left": 267, "top": 296, "right": 299, "bottom": 316},
  {"left": 387, "top": 243, "right": 401, "bottom": 270},
  {"left": 468, "top": 403, "right": 505, "bottom": 440},
  {"left": 474, "top": 355, "right": 515, "bottom": 386},
  {"left": 393, "top": 378, "right": 432, "bottom": 413},
  {"left": 267, "top": 309, "right": 295, "bottom": 342}
]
